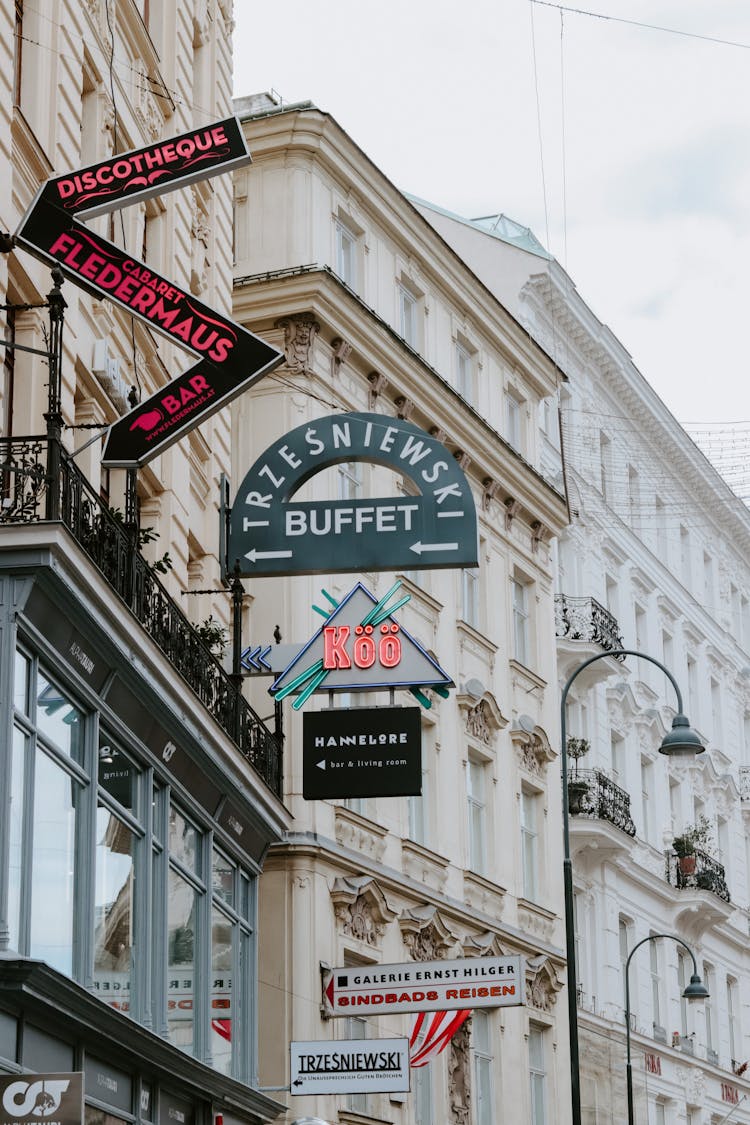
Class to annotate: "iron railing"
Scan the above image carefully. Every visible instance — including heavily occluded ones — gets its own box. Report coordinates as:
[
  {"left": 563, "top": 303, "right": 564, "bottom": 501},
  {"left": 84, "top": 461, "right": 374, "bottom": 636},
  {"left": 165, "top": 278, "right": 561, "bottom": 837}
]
[
  {"left": 567, "top": 768, "right": 636, "bottom": 836},
  {"left": 0, "top": 436, "right": 282, "bottom": 797},
  {"left": 665, "top": 847, "right": 730, "bottom": 903},
  {"left": 555, "top": 594, "right": 625, "bottom": 657}
]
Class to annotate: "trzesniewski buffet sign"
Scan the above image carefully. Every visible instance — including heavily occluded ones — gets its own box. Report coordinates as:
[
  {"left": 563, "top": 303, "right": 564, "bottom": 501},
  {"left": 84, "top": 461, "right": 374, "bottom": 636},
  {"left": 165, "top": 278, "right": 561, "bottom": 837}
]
[
  {"left": 228, "top": 412, "right": 479, "bottom": 577},
  {"left": 15, "top": 118, "right": 283, "bottom": 467},
  {"left": 323, "top": 955, "right": 525, "bottom": 1017}
]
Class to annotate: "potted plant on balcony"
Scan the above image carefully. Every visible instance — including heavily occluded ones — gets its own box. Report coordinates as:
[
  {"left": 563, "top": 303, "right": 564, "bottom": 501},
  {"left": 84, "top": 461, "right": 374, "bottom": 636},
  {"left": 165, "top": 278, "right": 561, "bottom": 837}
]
[
  {"left": 567, "top": 737, "right": 591, "bottom": 814},
  {"left": 672, "top": 815, "right": 712, "bottom": 875}
]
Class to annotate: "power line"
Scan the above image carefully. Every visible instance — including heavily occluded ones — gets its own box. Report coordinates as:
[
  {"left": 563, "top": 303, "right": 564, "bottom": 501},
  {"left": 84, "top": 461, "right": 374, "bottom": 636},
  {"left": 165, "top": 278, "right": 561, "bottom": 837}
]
[{"left": 529, "top": 0, "right": 750, "bottom": 51}]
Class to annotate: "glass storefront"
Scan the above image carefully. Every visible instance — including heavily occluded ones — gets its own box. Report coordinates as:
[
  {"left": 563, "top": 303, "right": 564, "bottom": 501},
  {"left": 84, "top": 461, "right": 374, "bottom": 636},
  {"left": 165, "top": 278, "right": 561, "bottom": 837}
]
[{"left": 7, "top": 640, "right": 260, "bottom": 1081}]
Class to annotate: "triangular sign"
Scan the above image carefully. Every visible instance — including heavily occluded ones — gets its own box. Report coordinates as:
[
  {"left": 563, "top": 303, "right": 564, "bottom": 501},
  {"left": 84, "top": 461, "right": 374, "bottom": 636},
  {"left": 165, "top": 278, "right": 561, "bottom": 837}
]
[{"left": 270, "top": 583, "right": 453, "bottom": 696}]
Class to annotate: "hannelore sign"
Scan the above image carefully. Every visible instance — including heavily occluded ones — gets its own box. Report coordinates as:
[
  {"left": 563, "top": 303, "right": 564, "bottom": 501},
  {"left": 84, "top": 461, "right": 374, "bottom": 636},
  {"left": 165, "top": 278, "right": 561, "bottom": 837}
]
[
  {"left": 227, "top": 412, "right": 479, "bottom": 577},
  {"left": 302, "top": 705, "right": 422, "bottom": 799},
  {"left": 15, "top": 118, "right": 283, "bottom": 467}
]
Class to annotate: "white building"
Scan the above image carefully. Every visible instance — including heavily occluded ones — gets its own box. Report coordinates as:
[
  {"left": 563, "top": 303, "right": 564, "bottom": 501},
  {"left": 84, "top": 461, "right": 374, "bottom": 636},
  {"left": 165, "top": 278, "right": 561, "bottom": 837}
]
[
  {"left": 231, "top": 94, "right": 573, "bottom": 1125},
  {"left": 414, "top": 197, "right": 750, "bottom": 1125}
]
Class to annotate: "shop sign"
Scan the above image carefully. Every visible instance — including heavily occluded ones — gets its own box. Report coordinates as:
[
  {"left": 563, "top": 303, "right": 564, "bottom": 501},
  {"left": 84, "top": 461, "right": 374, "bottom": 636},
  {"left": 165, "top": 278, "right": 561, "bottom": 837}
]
[
  {"left": 227, "top": 412, "right": 479, "bottom": 577},
  {"left": 270, "top": 582, "right": 452, "bottom": 699},
  {"left": 15, "top": 117, "right": 283, "bottom": 468},
  {"left": 644, "top": 1052, "right": 661, "bottom": 1075},
  {"left": 322, "top": 956, "right": 525, "bottom": 1017},
  {"left": 302, "top": 706, "right": 421, "bottom": 799},
  {"left": 722, "top": 1084, "right": 740, "bottom": 1105},
  {"left": 84, "top": 1060, "right": 131, "bottom": 1114},
  {"left": 0, "top": 1074, "right": 83, "bottom": 1125},
  {"left": 290, "top": 1037, "right": 410, "bottom": 1095}
]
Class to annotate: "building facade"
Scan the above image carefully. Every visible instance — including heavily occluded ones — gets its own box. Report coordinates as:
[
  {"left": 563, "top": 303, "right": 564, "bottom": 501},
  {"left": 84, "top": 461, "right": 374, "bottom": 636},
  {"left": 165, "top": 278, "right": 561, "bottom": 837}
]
[
  {"left": 414, "top": 197, "right": 750, "bottom": 1124},
  {"left": 1, "top": 5, "right": 287, "bottom": 1125},
  {"left": 231, "top": 95, "right": 572, "bottom": 1125}
]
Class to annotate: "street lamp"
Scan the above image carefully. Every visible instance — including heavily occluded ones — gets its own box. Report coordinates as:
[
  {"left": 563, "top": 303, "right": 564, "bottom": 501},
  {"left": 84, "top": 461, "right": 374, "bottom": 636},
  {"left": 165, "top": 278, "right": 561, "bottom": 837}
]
[
  {"left": 625, "top": 934, "right": 709, "bottom": 1125},
  {"left": 560, "top": 649, "right": 705, "bottom": 1125}
]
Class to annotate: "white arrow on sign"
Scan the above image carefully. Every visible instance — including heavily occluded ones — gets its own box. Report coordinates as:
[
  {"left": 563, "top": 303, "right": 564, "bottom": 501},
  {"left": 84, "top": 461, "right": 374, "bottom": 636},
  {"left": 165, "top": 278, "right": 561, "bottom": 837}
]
[
  {"left": 409, "top": 541, "right": 459, "bottom": 555},
  {"left": 244, "top": 548, "right": 294, "bottom": 563},
  {"left": 316, "top": 759, "right": 326, "bottom": 770}
]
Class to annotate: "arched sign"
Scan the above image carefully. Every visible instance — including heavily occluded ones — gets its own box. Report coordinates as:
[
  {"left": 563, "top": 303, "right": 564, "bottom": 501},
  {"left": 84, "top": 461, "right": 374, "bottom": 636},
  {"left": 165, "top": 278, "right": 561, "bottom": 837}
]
[
  {"left": 14, "top": 117, "right": 283, "bottom": 468},
  {"left": 228, "top": 412, "right": 479, "bottom": 577}
]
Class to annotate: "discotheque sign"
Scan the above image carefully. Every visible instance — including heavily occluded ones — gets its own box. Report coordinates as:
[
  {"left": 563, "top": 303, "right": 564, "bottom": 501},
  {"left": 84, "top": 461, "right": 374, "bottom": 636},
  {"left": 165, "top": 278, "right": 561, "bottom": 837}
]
[{"left": 15, "top": 117, "right": 283, "bottom": 467}]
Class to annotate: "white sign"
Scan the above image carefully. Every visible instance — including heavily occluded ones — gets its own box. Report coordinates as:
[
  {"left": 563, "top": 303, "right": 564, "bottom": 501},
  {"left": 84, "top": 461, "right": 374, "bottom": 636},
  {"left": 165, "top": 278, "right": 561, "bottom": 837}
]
[
  {"left": 290, "top": 1038, "right": 410, "bottom": 1095},
  {"left": 322, "top": 955, "right": 524, "bottom": 1017}
]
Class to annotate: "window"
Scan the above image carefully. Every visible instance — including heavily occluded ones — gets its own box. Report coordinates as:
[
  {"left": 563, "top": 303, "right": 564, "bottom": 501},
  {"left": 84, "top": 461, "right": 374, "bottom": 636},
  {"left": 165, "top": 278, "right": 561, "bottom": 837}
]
[
  {"left": 654, "top": 1101, "right": 666, "bottom": 1125},
  {"left": 512, "top": 577, "right": 531, "bottom": 666},
  {"left": 462, "top": 566, "right": 480, "bottom": 629},
  {"left": 619, "top": 917, "right": 630, "bottom": 1010},
  {"left": 473, "top": 1011, "right": 493, "bottom": 1125},
  {"left": 640, "top": 757, "right": 653, "bottom": 843},
  {"left": 703, "top": 551, "right": 714, "bottom": 606},
  {"left": 408, "top": 739, "right": 429, "bottom": 846},
  {"left": 680, "top": 525, "right": 692, "bottom": 588},
  {"left": 655, "top": 495, "right": 667, "bottom": 559},
  {"left": 599, "top": 432, "right": 611, "bottom": 500},
  {"left": 686, "top": 656, "right": 699, "bottom": 723},
  {"left": 627, "top": 465, "right": 640, "bottom": 530},
  {"left": 412, "top": 1049, "right": 433, "bottom": 1124},
  {"left": 467, "top": 756, "right": 488, "bottom": 874},
  {"left": 455, "top": 340, "right": 474, "bottom": 403},
  {"left": 398, "top": 282, "right": 418, "bottom": 346},
  {"left": 634, "top": 603, "right": 647, "bottom": 653},
  {"left": 344, "top": 1014, "right": 369, "bottom": 1114},
  {"left": 727, "top": 976, "right": 739, "bottom": 1062},
  {"left": 650, "top": 935, "right": 661, "bottom": 1031},
  {"left": 337, "top": 460, "right": 362, "bottom": 501},
  {"left": 335, "top": 217, "right": 359, "bottom": 289},
  {"left": 677, "top": 952, "right": 689, "bottom": 1037},
  {"left": 528, "top": 1025, "right": 547, "bottom": 1125},
  {"left": 505, "top": 389, "right": 523, "bottom": 451},
  {"left": 10, "top": 643, "right": 258, "bottom": 1080},
  {"left": 520, "top": 789, "right": 539, "bottom": 901},
  {"left": 610, "top": 732, "right": 625, "bottom": 786},
  {"left": 703, "top": 962, "right": 714, "bottom": 1053},
  {"left": 710, "top": 677, "right": 722, "bottom": 745}
]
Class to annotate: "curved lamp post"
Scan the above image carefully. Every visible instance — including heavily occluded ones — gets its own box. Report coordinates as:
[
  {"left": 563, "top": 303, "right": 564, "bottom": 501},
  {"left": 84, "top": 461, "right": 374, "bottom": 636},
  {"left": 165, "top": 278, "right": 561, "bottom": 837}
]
[
  {"left": 561, "top": 649, "right": 705, "bottom": 1125},
  {"left": 625, "top": 934, "right": 709, "bottom": 1125}
]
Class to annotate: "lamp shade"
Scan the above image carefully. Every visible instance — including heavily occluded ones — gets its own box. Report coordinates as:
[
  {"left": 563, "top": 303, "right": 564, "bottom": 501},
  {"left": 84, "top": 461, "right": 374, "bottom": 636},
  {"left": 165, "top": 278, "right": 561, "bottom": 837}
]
[
  {"left": 658, "top": 714, "right": 705, "bottom": 757},
  {"left": 683, "top": 973, "right": 710, "bottom": 1001}
]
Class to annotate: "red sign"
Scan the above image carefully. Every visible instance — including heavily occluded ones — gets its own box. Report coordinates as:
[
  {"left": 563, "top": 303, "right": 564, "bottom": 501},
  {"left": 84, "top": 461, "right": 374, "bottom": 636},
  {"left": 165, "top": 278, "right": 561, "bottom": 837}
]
[
  {"left": 15, "top": 117, "right": 283, "bottom": 467},
  {"left": 323, "top": 623, "right": 402, "bottom": 671},
  {"left": 722, "top": 1084, "right": 739, "bottom": 1104},
  {"left": 644, "top": 1053, "right": 661, "bottom": 1076}
]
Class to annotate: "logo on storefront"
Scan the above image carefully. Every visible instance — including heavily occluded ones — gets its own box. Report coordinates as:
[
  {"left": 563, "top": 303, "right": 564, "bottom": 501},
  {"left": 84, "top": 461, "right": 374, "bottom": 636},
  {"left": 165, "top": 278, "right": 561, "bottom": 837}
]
[
  {"left": 0, "top": 1074, "right": 82, "bottom": 1125},
  {"left": 15, "top": 118, "right": 283, "bottom": 468}
]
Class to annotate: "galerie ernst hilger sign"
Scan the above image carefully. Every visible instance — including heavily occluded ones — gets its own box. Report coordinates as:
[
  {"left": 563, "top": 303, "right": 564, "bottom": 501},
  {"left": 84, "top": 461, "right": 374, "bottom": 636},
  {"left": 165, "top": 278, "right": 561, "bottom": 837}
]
[
  {"left": 228, "top": 412, "right": 479, "bottom": 577},
  {"left": 15, "top": 118, "right": 282, "bottom": 467},
  {"left": 322, "top": 955, "right": 524, "bottom": 1017}
]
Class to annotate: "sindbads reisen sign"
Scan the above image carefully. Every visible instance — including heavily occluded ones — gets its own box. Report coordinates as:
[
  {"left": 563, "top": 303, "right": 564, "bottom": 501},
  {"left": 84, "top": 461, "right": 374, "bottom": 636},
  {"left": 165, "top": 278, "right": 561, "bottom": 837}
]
[
  {"left": 323, "top": 955, "right": 524, "bottom": 1017},
  {"left": 290, "top": 1038, "right": 410, "bottom": 1096},
  {"left": 0, "top": 1074, "right": 83, "bottom": 1125}
]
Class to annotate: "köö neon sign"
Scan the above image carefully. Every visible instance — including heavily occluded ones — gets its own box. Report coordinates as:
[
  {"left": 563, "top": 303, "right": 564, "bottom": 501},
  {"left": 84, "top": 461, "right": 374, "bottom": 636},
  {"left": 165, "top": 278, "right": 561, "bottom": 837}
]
[{"left": 323, "top": 623, "right": 402, "bottom": 671}]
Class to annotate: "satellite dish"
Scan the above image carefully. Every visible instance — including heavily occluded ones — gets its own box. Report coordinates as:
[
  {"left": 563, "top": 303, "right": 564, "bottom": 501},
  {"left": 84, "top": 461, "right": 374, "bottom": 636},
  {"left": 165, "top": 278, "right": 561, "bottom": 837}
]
[
  {"left": 464, "top": 678, "right": 485, "bottom": 699},
  {"left": 517, "top": 714, "right": 535, "bottom": 734}
]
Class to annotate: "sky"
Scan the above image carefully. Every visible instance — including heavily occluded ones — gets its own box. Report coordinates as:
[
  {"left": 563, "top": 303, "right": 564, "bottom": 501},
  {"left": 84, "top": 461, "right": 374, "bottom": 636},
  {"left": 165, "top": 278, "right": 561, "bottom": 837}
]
[{"left": 232, "top": 0, "right": 750, "bottom": 439}]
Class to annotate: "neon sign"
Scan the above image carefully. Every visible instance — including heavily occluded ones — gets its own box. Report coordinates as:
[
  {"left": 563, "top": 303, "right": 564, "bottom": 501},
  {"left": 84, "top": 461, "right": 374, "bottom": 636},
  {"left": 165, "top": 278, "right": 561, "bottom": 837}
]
[{"left": 15, "top": 117, "right": 283, "bottom": 467}]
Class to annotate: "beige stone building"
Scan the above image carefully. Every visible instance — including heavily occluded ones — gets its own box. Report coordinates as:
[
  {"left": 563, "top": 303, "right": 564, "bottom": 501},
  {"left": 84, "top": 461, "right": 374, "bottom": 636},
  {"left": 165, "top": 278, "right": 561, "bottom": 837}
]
[
  {"left": 1, "top": 6, "right": 287, "bottom": 1125},
  {"left": 231, "top": 94, "right": 572, "bottom": 1125}
]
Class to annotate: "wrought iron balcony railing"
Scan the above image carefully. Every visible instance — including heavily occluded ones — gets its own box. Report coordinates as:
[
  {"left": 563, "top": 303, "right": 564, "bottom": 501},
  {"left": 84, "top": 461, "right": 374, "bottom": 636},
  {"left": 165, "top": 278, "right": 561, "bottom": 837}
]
[
  {"left": 567, "top": 768, "right": 636, "bottom": 836},
  {"left": 0, "top": 435, "right": 282, "bottom": 797},
  {"left": 665, "top": 846, "right": 731, "bottom": 903},
  {"left": 555, "top": 594, "right": 625, "bottom": 657}
]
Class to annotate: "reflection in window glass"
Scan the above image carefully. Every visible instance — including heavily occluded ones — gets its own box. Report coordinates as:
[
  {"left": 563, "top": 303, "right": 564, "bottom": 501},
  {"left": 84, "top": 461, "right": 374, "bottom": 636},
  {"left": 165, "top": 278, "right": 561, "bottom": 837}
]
[
  {"left": 8, "top": 726, "right": 26, "bottom": 950},
  {"left": 13, "top": 649, "right": 29, "bottom": 714},
  {"left": 212, "top": 851, "right": 234, "bottom": 908},
  {"left": 94, "top": 807, "right": 135, "bottom": 1015},
  {"left": 30, "top": 749, "right": 78, "bottom": 974},
  {"left": 211, "top": 907, "right": 233, "bottom": 1074},
  {"left": 35, "top": 671, "right": 83, "bottom": 759},
  {"left": 168, "top": 868, "right": 196, "bottom": 1054},
  {"left": 98, "top": 742, "right": 136, "bottom": 811},
  {"left": 169, "top": 806, "right": 197, "bottom": 870}
]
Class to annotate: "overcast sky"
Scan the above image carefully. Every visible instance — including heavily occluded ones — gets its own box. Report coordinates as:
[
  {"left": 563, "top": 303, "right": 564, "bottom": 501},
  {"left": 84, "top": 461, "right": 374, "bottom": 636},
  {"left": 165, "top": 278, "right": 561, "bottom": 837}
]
[{"left": 232, "top": 0, "right": 750, "bottom": 433}]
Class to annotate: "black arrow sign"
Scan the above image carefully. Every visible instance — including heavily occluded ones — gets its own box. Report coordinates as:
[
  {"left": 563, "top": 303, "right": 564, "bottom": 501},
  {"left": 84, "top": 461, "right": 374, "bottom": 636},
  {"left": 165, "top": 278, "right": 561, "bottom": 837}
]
[{"left": 15, "top": 117, "right": 283, "bottom": 468}]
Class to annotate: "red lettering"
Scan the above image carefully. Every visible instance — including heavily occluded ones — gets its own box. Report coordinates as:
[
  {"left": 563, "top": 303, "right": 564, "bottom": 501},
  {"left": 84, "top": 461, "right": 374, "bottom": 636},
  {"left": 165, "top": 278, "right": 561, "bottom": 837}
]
[
  {"left": 353, "top": 626, "right": 376, "bottom": 668},
  {"left": 212, "top": 125, "right": 228, "bottom": 146},
  {"left": 162, "top": 394, "right": 182, "bottom": 415},
  {"left": 379, "top": 624, "right": 401, "bottom": 667},
  {"left": 130, "top": 287, "right": 157, "bottom": 314},
  {"left": 209, "top": 337, "right": 232, "bottom": 362},
  {"left": 446, "top": 989, "right": 458, "bottom": 1000},
  {"left": 398, "top": 993, "right": 413, "bottom": 1004},
  {"left": 323, "top": 626, "right": 351, "bottom": 669},
  {"left": 49, "top": 233, "right": 77, "bottom": 257},
  {"left": 57, "top": 179, "right": 75, "bottom": 199},
  {"left": 190, "top": 374, "right": 211, "bottom": 394},
  {"left": 172, "top": 315, "right": 194, "bottom": 342},
  {"left": 459, "top": 988, "right": 470, "bottom": 999},
  {"left": 427, "top": 991, "right": 438, "bottom": 1000},
  {"left": 385, "top": 993, "right": 397, "bottom": 1004},
  {"left": 80, "top": 252, "right": 106, "bottom": 280},
  {"left": 114, "top": 275, "right": 141, "bottom": 303},
  {"left": 490, "top": 986, "right": 500, "bottom": 996}
]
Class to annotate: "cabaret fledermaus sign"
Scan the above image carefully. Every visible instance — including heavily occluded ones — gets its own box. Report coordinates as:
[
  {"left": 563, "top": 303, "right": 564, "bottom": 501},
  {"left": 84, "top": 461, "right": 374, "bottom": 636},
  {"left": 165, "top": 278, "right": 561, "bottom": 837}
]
[
  {"left": 15, "top": 118, "right": 283, "bottom": 467},
  {"left": 227, "top": 412, "right": 479, "bottom": 577}
]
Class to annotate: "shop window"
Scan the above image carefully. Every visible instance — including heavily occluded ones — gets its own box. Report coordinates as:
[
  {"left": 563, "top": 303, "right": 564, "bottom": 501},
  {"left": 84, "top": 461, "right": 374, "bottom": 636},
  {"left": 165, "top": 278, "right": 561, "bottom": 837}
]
[
  {"left": 473, "top": 1011, "right": 494, "bottom": 1125},
  {"left": 528, "top": 1024, "right": 547, "bottom": 1124},
  {"left": 94, "top": 807, "right": 137, "bottom": 1014},
  {"left": 467, "top": 755, "right": 488, "bottom": 874},
  {"left": 521, "top": 788, "right": 539, "bottom": 901}
]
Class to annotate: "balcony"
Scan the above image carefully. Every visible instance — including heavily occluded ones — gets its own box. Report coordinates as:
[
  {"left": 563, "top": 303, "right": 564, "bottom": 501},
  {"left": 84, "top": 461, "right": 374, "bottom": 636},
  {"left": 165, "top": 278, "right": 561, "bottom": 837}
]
[
  {"left": 665, "top": 847, "right": 730, "bottom": 903},
  {"left": 555, "top": 594, "right": 625, "bottom": 685},
  {"left": 0, "top": 436, "right": 282, "bottom": 797},
  {"left": 568, "top": 768, "right": 636, "bottom": 836}
]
